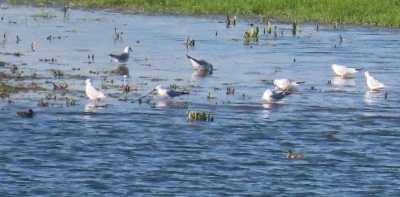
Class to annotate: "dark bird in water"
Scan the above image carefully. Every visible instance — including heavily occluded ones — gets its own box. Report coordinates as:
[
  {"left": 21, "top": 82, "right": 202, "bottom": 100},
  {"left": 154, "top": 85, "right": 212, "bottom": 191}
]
[
  {"left": 16, "top": 108, "right": 34, "bottom": 118},
  {"left": 287, "top": 150, "right": 304, "bottom": 159}
]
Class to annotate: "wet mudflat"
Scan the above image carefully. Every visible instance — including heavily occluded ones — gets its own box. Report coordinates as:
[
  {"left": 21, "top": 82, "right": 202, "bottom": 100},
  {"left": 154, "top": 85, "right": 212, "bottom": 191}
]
[{"left": 0, "top": 4, "right": 400, "bottom": 196}]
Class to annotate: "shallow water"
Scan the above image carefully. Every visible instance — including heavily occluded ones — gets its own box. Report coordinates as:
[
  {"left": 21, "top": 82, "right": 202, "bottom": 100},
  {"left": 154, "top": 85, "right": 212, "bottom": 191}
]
[{"left": 1, "top": 4, "right": 400, "bottom": 196}]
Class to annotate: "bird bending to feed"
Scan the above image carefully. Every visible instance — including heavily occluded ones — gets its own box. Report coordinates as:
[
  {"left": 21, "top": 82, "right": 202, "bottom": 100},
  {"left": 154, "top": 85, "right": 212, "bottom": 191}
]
[
  {"left": 186, "top": 55, "right": 213, "bottom": 71},
  {"left": 109, "top": 46, "right": 133, "bottom": 64},
  {"left": 154, "top": 85, "right": 189, "bottom": 99},
  {"left": 85, "top": 79, "right": 106, "bottom": 99},
  {"left": 364, "top": 71, "right": 384, "bottom": 91},
  {"left": 273, "top": 78, "right": 304, "bottom": 91},
  {"left": 262, "top": 89, "right": 291, "bottom": 103},
  {"left": 287, "top": 150, "right": 304, "bottom": 159},
  {"left": 331, "top": 64, "right": 362, "bottom": 78},
  {"left": 17, "top": 108, "right": 34, "bottom": 118}
]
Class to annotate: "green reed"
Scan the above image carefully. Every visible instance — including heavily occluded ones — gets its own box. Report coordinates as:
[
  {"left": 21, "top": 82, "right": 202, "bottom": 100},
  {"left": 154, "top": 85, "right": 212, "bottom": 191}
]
[{"left": 8, "top": 0, "right": 400, "bottom": 27}]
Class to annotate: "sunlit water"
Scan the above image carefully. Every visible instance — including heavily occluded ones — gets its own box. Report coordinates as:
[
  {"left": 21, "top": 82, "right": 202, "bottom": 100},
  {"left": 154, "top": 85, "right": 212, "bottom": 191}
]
[{"left": 1, "top": 4, "right": 400, "bottom": 196}]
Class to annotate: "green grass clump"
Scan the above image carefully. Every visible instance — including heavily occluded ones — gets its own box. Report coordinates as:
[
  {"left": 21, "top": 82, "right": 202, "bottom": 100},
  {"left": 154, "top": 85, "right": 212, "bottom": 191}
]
[
  {"left": 187, "top": 110, "right": 213, "bottom": 122},
  {"left": 31, "top": 11, "right": 57, "bottom": 18},
  {"left": 8, "top": 0, "right": 400, "bottom": 27}
]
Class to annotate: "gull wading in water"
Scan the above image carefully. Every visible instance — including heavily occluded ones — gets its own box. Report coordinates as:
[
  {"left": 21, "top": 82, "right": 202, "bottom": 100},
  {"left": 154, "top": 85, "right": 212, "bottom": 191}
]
[
  {"left": 186, "top": 55, "right": 213, "bottom": 71},
  {"left": 139, "top": 85, "right": 190, "bottom": 100},
  {"left": 153, "top": 85, "right": 189, "bottom": 99},
  {"left": 109, "top": 46, "right": 133, "bottom": 64},
  {"left": 364, "top": 71, "right": 384, "bottom": 91},
  {"left": 273, "top": 78, "right": 304, "bottom": 91},
  {"left": 262, "top": 89, "right": 291, "bottom": 103},
  {"left": 85, "top": 79, "right": 106, "bottom": 99},
  {"left": 331, "top": 64, "right": 362, "bottom": 78}
]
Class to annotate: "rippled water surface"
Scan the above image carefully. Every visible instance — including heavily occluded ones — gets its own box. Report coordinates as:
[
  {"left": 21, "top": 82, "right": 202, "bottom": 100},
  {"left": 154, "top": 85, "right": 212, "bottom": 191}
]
[{"left": 1, "top": 4, "right": 400, "bottom": 196}]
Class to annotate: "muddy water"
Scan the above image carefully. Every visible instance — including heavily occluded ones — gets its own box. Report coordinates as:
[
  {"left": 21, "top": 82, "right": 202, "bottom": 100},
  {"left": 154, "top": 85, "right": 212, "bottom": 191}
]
[{"left": 1, "top": 4, "right": 400, "bottom": 196}]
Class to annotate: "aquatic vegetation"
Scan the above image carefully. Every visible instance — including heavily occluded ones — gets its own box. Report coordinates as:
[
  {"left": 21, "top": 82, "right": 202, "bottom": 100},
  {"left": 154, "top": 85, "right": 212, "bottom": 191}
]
[
  {"left": 110, "top": 64, "right": 129, "bottom": 76},
  {"left": 0, "top": 82, "right": 26, "bottom": 98},
  {"left": 9, "top": 0, "right": 400, "bottom": 27},
  {"left": 0, "top": 51, "right": 22, "bottom": 57},
  {"left": 187, "top": 110, "right": 214, "bottom": 122},
  {"left": 50, "top": 69, "right": 64, "bottom": 78},
  {"left": 31, "top": 11, "right": 56, "bottom": 18}
]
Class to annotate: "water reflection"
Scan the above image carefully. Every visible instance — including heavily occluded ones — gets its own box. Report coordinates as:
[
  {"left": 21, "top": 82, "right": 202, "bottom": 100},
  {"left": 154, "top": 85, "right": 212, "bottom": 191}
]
[
  {"left": 330, "top": 76, "right": 356, "bottom": 86},
  {"left": 190, "top": 69, "right": 213, "bottom": 81},
  {"left": 153, "top": 100, "right": 188, "bottom": 108},
  {"left": 364, "top": 90, "right": 384, "bottom": 105}
]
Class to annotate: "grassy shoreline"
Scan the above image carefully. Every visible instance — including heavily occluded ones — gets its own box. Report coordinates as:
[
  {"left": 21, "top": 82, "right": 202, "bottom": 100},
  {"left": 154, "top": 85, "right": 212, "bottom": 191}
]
[{"left": 7, "top": 0, "right": 400, "bottom": 27}]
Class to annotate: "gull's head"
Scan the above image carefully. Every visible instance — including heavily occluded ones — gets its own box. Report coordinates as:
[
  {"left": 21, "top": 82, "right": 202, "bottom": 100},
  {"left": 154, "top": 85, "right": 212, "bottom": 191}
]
[
  {"left": 155, "top": 85, "right": 162, "bottom": 91},
  {"left": 85, "top": 78, "right": 92, "bottom": 85},
  {"left": 124, "top": 46, "right": 133, "bottom": 53},
  {"left": 262, "top": 89, "right": 273, "bottom": 100},
  {"left": 364, "top": 71, "right": 370, "bottom": 78}
]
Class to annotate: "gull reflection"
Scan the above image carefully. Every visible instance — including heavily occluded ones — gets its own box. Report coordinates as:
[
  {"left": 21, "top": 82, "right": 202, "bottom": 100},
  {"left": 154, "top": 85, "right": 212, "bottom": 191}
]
[
  {"left": 191, "top": 69, "right": 212, "bottom": 81},
  {"left": 364, "top": 90, "right": 383, "bottom": 105},
  {"left": 330, "top": 76, "right": 355, "bottom": 86}
]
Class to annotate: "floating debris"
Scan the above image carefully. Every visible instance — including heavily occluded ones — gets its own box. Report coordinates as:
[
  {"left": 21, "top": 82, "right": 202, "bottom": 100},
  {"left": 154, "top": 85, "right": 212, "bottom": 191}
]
[
  {"left": 207, "top": 92, "right": 216, "bottom": 99},
  {"left": 40, "top": 57, "right": 57, "bottom": 63},
  {"left": 339, "top": 35, "right": 344, "bottom": 43},
  {"left": 122, "top": 84, "right": 131, "bottom": 94},
  {"left": 226, "top": 87, "right": 235, "bottom": 95},
  {"left": 110, "top": 64, "right": 129, "bottom": 76},
  {"left": 37, "top": 100, "right": 49, "bottom": 107},
  {"left": 46, "top": 35, "right": 62, "bottom": 41},
  {"left": 114, "top": 27, "right": 123, "bottom": 40},
  {"left": 31, "top": 41, "right": 36, "bottom": 51},
  {"left": 10, "top": 65, "right": 18, "bottom": 74},
  {"left": 53, "top": 82, "right": 68, "bottom": 91},
  {"left": 66, "top": 97, "right": 76, "bottom": 105},
  {"left": 16, "top": 35, "right": 21, "bottom": 44},
  {"left": 0, "top": 51, "right": 22, "bottom": 57},
  {"left": 183, "top": 36, "right": 195, "bottom": 47},
  {"left": 50, "top": 69, "right": 64, "bottom": 78},
  {"left": 187, "top": 110, "right": 214, "bottom": 122}
]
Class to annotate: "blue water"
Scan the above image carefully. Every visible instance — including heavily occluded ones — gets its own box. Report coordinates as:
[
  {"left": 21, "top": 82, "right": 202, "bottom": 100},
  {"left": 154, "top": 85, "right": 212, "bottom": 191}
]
[{"left": 0, "top": 4, "right": 400, "bottom": 196}]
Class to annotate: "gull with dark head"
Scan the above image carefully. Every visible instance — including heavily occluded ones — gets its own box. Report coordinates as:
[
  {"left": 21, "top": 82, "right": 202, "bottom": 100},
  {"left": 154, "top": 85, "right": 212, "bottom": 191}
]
[
  {"left": 273, "top": 78, "right": 304, "bottom": 91},
  {"left": 85, "top": 79, "right": 106, "bottom": 100},
  {"left": 364, "top": 71, "right": 384, "bottom": 91},
  {"left": 109, "top": 46, "right": 133, "bottom": 64},
  {"left": 262, "top": 89, "right": 291, "bottom": 103},
  {"left": 332, "top": 64, "right": 362, "bottom": 78},
  {"left": 186, "top": 55, "right": 213, "bottom": 71}
]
